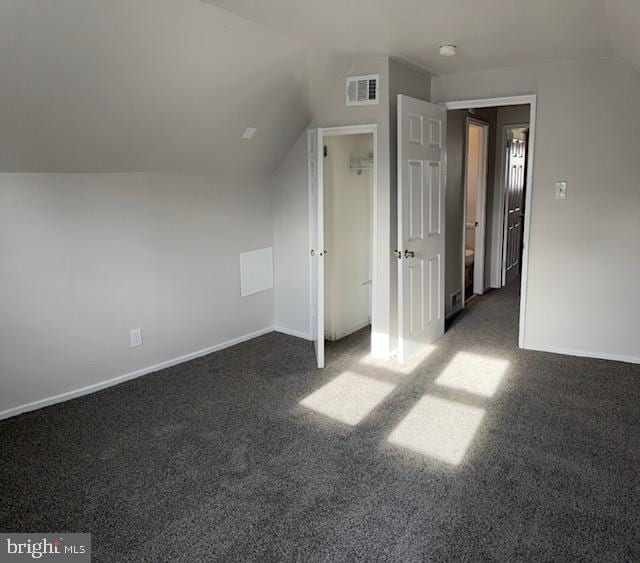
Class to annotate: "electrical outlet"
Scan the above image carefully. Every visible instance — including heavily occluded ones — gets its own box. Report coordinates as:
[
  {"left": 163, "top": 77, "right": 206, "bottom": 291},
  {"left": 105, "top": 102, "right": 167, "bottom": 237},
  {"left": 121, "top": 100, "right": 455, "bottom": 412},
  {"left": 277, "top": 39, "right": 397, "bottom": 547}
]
[
  {"left": 129, "top": 328, "right": 143, "bottom": 348},
  {"left": 555, "top": 181, "right": 567, "bottom": 199}
]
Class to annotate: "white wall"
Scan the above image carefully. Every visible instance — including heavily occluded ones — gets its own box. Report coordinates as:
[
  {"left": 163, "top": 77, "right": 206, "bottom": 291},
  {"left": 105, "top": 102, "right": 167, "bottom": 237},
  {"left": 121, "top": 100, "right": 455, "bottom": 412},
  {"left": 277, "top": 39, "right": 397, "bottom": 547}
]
[
  {"left": 0, "top": 0, "right": 311, "bottom": 174},
  {"left": 272, "top": 134, "right": 311, "bottom": 338},
  {"left": 312, "top": 55, "right": 392, "bottom": 356},
  {"left": 271, "top": 55, "right": 392, "bottom": 355},
  {"left": 272, "top": 55, "right": 431, "bottom": 356},
  {"left": 0, "top": 173, "right": 274, "bottom": 416},
  {"left": 324, "top": 134, "right": 373, "bottom": 340},
  {"left": 433, "top": 58, "right": 640, "bottom": 361}
]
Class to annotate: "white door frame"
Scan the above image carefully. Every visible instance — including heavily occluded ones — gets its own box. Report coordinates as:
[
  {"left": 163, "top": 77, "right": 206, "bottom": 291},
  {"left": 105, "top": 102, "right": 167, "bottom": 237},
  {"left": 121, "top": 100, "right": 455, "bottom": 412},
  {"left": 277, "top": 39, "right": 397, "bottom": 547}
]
[
  {"left": 462, "top": 117, "right": 489, "bottom": 300},
  {"left": 442, "top": 95, "right": 537, "bottom": 349},
  {"left": 308, "top": 124, "right": 379, "bottom": 359},
  {"left": 307, "top": 128, "right": 323, "bottom": 366}
]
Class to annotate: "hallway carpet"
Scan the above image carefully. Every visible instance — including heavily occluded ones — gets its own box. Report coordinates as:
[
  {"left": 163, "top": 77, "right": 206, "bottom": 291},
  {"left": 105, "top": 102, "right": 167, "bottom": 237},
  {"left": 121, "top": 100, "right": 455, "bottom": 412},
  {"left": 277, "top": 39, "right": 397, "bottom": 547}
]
[{"left": 1, "top": 283, "right": 639, "bottom": 561}]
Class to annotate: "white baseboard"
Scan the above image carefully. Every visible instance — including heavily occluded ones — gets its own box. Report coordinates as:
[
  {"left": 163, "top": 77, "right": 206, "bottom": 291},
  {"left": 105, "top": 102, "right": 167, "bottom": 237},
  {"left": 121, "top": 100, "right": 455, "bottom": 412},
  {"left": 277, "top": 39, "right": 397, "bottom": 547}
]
[
  {"left": 273, "top": 326, "right": 312, "bottom": 341},
  {"left": 0, "top": 326, "right": 275, "bottom": 421},
  {"left": 524, "top": 343, "right": 640, "bottom": 365}
]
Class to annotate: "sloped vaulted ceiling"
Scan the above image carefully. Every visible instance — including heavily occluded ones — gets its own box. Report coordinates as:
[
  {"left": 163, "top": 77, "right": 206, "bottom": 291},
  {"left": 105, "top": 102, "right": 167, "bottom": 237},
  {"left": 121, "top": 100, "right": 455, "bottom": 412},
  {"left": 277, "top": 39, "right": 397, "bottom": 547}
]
[
  {"left": 211, "top": 0, "right": 640, "bottom": 77},
  {"left": 3, "top": 0, "right": 639, "bottom": 173},
  {"left": 0, "top": 0, "right": 313, "bottom": 172},
  {"left": 209, "top": 0, "right": 612, "bottom": 75}
]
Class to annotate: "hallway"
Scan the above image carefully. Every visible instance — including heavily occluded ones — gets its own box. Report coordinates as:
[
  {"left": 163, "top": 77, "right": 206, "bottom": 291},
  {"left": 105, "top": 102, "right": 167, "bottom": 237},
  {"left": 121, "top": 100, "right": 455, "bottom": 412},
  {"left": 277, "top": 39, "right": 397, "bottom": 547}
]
[{"left": 2, "top": 285, "right": 639, "bottom": 561}]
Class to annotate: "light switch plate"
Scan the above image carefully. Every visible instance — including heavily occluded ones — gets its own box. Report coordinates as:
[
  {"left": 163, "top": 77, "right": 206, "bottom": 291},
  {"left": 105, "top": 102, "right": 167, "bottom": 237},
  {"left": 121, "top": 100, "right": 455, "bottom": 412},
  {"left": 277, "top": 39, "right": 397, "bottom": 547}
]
[
  {"left": 130, "top": 328, "right": 143, "bottom": 348},
  {"left": 555, "top": 181, "right": 567, "bottom": 199}
]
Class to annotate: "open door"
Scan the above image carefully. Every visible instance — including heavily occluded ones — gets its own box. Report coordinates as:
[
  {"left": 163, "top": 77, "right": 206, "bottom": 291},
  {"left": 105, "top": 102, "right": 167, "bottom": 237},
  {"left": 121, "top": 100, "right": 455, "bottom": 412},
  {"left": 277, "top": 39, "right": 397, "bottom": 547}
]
[
  {"left": 308, "top": 128, "right": 325, "bottom": 368},
  {"left": 502, "top": 129, "right": 527, "bottom": 286},
  {"left": 397, "top": 95, "right": 446, "bottom": 363},
  {"left": 464, "top": 119, "right": 489, "bottom": 297}
]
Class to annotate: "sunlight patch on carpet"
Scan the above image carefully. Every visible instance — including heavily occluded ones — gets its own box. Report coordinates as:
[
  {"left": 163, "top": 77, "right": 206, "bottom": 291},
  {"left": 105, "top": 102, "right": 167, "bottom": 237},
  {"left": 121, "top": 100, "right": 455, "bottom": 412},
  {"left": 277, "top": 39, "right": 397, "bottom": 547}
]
[
  {"left": 435, "top": 351, "right": 509, "bottom": 398},
  {"left": 300, "top": 371, "right": 395, "bottom": 425},
  {"left": 388, "top": 395, "right": 485, "bottom": 465}
]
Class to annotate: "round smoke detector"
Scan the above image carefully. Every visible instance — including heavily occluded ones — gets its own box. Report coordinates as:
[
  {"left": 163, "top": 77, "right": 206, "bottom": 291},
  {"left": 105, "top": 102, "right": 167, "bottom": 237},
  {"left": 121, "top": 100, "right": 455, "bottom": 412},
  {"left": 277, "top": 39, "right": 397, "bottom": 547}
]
[{"left": 439, "top": 44, "right": 457, "bottom": 57}]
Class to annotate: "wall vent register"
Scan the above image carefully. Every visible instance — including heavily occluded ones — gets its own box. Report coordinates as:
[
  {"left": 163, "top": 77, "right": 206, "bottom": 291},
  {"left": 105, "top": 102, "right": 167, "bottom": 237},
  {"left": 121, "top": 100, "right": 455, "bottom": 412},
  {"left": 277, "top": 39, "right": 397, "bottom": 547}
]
[{"left": 346, "top": 74, "right": 379, "bottom": 106}]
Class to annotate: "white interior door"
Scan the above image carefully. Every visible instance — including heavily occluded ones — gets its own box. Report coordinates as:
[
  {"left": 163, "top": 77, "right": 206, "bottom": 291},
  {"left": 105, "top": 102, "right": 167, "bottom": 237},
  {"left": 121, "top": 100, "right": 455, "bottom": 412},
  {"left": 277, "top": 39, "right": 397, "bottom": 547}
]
[
  {"left": 308, "top": 128, "right": 325, "bottom": 368},
  {"left": 397, "top": 95, "right": 446, "bottom": 363},
  {"left": 502, "top": 129, "right": 527, "bottom": 286},
  {"left": 464, "top": 119, "right": 489, "bottom": 296}
]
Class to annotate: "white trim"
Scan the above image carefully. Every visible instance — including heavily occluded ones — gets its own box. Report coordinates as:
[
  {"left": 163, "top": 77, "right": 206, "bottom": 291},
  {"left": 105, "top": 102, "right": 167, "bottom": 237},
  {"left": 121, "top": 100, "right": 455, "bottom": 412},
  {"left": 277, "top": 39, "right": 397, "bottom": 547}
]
[
  {"left": 313, "top": 124, "right": 381, "bottom": 358},
  {"left": 519, "top": 96, "right": 536, "bottom": 349},
  {"left": 274, "top": 326, "right": 312, "bottom": 341},
  {"left": 320, "top": 124, "right": 378, "bottom": 137},
  {"left": 307, "top": 129, "right": 317, "bottom": 341},
  {"left": 442, "top": 95, "right": 535, "bottom": 110},
  {"left": 526, "top": 344, "right": 640, "bottom": 366},
  {"left": 315, "top": 128, "right": 325, "bottom": 367},
  {"left": 442, "top": 94, "right": 537, "bottom": 350},
  {"left": 0, "top": 326, "right": 274, "bottom": 421}
]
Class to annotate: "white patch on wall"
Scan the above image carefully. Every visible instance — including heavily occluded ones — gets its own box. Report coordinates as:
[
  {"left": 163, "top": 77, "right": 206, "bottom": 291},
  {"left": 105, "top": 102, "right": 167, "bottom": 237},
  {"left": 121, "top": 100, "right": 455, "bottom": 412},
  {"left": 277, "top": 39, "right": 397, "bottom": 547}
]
[
  {"left": 241, "top": 127, "right": 257, "bottom": 140},
  {"left": 239, "top": 247, "right": 273, "bottom": 297}
]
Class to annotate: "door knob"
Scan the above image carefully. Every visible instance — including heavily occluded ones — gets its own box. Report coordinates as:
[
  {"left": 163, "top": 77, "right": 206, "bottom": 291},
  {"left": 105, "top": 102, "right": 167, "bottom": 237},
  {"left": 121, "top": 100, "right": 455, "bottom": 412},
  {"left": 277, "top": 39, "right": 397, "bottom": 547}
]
[{"left": 404, "top": 249, "right": 415, "bottom": 258}]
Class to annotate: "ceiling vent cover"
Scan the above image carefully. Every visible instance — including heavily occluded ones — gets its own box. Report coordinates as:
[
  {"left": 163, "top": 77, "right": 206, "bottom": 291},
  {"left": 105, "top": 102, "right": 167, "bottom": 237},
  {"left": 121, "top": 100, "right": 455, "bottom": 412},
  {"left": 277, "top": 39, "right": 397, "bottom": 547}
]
[{"left": 346, "top": 74, "right": 379, "bottom": 106}]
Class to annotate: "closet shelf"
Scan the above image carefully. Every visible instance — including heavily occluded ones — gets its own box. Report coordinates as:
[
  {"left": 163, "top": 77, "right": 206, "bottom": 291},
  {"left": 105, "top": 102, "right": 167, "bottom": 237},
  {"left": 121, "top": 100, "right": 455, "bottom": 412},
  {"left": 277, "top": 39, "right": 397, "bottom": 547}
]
[{"left": 349, "top": 157, "right": 374, "bottom": 175}]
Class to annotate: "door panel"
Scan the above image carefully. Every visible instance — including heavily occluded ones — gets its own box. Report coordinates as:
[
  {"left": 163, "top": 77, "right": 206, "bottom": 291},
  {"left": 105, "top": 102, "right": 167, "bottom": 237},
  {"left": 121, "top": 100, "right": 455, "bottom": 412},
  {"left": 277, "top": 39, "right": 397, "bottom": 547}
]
[
  {"left": 409, "top": 262, "right": 424, "bottom": 335},
  {"left": 409, "top": 160, "right": 424, "bottom": 240},
  {"left": 502, "top": 130, "right": 527, "bottom": 286},
  {"left": 398, "top": 95, "right": 446, "bottom": 363},
  {"left": 308, "top": 128, "right": 324, "bottom": 368},
  {"left": 428, "top": 254, "right": 441, "bottom": 324},
  {"left": 428, "top": 161, "right": 441, "bottom": 235}
]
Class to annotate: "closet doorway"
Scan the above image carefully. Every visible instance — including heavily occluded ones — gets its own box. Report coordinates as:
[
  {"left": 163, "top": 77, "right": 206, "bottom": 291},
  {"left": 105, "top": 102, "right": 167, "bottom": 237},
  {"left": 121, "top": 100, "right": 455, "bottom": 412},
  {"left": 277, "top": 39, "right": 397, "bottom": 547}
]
[
  {"left": 324, "top": 132, "right": 374, "bottom": 342},
  {"left": 308, "top": 125, "right": 378, "bottom": 368}
]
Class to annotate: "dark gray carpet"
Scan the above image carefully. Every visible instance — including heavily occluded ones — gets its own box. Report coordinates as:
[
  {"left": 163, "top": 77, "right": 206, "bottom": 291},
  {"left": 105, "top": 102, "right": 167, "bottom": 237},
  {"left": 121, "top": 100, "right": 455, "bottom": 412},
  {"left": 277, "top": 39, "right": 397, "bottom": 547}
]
[{"left": 1, "top": 283, "right": 639, "bottom": 561}]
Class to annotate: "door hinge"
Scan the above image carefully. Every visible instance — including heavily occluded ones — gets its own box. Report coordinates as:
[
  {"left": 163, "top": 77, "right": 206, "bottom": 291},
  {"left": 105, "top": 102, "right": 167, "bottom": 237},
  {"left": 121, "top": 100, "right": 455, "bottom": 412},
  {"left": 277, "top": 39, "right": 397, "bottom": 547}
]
[{"left": 323, "top": 146, "right": 328, "bottom": 158}]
